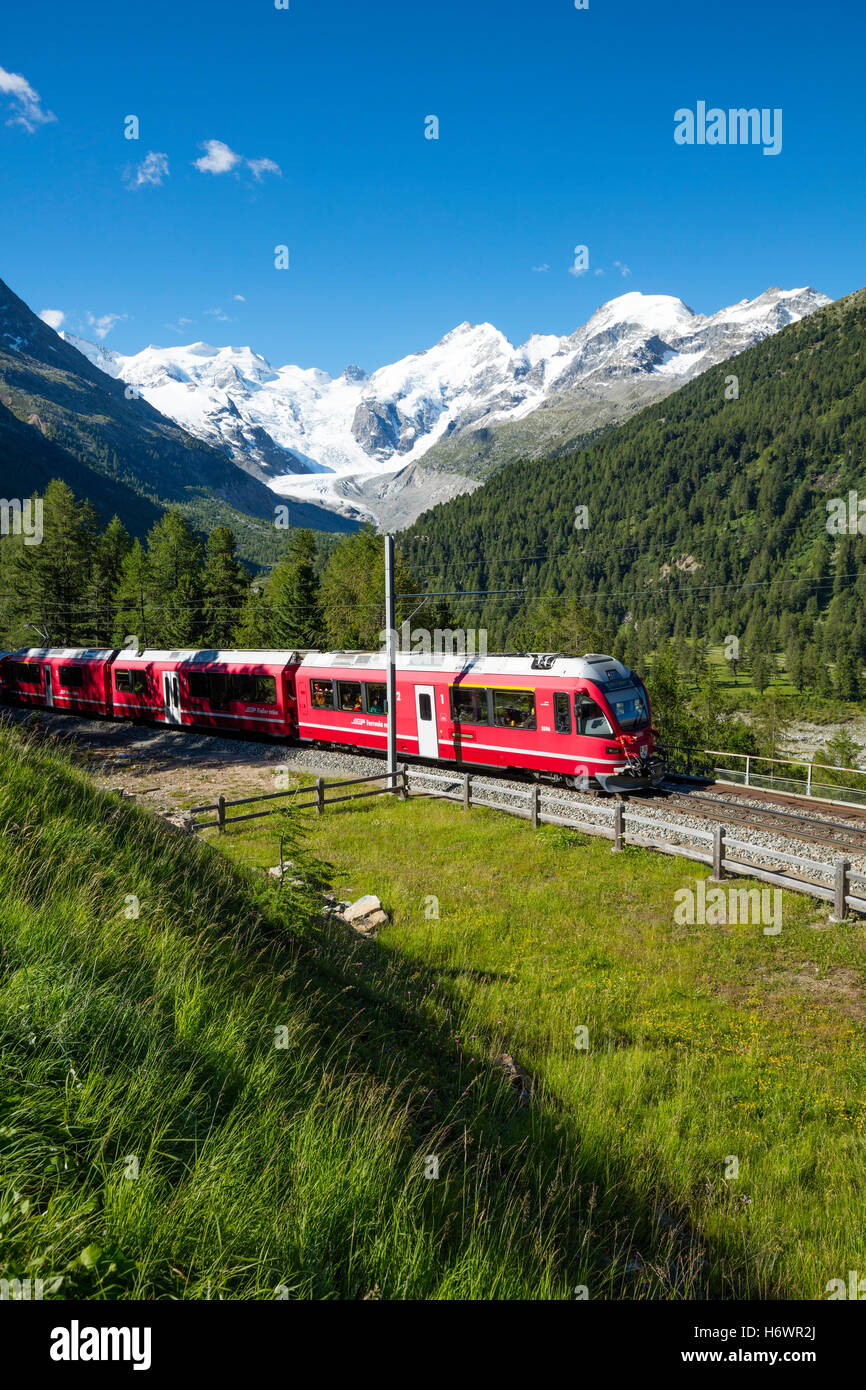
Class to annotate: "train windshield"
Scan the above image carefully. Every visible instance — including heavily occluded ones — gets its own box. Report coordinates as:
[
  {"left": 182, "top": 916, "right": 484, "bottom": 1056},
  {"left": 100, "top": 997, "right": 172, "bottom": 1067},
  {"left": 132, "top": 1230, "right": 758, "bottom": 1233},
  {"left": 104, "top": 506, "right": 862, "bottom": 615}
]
[{"left": 607, "top": 685, "right": 649, "bottom": 732}]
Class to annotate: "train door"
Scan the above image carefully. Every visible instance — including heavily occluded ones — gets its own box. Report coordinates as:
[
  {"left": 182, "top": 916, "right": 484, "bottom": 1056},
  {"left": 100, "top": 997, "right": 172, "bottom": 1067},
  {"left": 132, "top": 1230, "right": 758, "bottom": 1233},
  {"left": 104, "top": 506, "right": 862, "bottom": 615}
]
[
  {"left": 414, "top": 684, "right": 438, "bottom": 759},
  {"left": 162, "top": 670, "right": 181, "bottom": 724},
  {"left": 44, "top": 666, "right": 54, "bottom": 708}
]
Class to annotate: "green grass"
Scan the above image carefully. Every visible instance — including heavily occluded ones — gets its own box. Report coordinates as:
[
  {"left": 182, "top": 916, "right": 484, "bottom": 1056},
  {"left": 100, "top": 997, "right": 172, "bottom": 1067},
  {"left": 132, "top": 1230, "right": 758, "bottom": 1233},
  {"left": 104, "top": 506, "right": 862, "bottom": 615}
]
[
  {"left": 2, "top": 723, "right": 864, "bottom": 1299},
  {"left": 214, "top": 778, "right": 866, "bottom": 1300},
  {"left": 0, "top": 724, "right": 668, "bottom": 1300}
]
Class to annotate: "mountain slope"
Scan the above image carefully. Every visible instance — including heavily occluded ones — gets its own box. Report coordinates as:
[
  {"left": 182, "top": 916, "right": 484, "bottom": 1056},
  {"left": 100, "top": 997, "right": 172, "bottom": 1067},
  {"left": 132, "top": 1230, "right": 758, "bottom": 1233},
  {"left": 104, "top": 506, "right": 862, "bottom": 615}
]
[
  {"left": 401, "top": 287, "right": 866, "bottom": 653},
  {"left": 65, "top": 287, "right": 829, "bottom": 529},
  {"left": 0, "top": 277, "right": 356, "bottom": 554}
]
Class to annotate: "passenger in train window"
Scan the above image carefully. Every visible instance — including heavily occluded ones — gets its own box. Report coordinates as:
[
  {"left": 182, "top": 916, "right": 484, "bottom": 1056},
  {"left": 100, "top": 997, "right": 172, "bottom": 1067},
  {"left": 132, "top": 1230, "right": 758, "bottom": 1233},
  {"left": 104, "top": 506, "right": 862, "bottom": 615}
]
[
  {"left": 366, "top": 682, "right": 387, "bottom": 715},
  {"left": 451, "top": 687, "right": 490, "bottom": 724},
  {"left": 493, "top": 689, "right": 536, "bottom": 730},
  {"left": 338, "top": 681, "right": 362, "bottom": 712},
  {"left": 311, "top": 680, "right": 333, "bottom": 709}
]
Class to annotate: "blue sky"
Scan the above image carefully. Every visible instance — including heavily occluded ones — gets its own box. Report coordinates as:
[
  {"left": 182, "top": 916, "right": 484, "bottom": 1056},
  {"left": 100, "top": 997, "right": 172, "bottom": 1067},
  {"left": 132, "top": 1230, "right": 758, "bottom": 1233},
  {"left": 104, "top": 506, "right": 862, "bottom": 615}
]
[{"left": 1, "top": 0, "right": 864, "bottom": 375}]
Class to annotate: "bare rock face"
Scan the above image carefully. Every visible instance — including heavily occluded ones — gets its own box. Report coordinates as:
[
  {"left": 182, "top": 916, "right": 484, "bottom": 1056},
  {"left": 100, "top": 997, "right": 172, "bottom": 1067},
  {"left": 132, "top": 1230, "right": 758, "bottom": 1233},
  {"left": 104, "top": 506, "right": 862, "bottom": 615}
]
[{"left": 351, "top": 400, "right": 416, "bottom": 459}]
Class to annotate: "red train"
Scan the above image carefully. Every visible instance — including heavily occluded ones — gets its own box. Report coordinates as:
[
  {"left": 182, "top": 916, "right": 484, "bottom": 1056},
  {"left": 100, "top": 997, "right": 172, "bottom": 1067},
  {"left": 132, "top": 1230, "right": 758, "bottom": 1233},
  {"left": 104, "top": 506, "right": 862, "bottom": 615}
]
[{"left": 0, "top": 646, "right": 665, "bottom": 792}]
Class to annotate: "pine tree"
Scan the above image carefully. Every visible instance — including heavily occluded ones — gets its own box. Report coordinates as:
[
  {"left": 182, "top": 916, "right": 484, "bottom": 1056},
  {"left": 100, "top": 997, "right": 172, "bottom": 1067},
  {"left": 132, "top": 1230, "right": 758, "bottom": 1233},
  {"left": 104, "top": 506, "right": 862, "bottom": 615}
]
[
  {"left": 201, "top": 526, "right": 248, "bottom": 647},
  {"left": 507, "top": 594, "right": 606, "bottom": 656},
  {"left": 750, "top": 649, "right": 772, "bottom": 695},
  {"left": 267, "top": 529, "right": 322, "bottom": 648},
  {"left": 233, "top": 586, "right": 272, "bottom": 647},
  {"left": 834, "top": 645, "right": 861, "bottom": 702},
  {"left": 144, "top": 510, "right": 204, "bottom": 647},
  {"left": 91, "top": 516, "right": 131, "bottom": 647},
  {"left": 18, "top": 480, "right": 95, "bottom": 646},
  {"left": 320, "top": 527, "right": 418, "bottom": 650},
  {"left": 113, "top": 540, "right": 152, "bottom": 648}
]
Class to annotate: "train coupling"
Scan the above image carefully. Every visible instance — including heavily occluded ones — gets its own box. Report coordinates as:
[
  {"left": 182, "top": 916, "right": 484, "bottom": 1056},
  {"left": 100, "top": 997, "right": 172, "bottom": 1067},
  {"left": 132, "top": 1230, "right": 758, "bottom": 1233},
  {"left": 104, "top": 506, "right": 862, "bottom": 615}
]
[{"left": 596, "top": 751, "right": 667, "bottom": 794}]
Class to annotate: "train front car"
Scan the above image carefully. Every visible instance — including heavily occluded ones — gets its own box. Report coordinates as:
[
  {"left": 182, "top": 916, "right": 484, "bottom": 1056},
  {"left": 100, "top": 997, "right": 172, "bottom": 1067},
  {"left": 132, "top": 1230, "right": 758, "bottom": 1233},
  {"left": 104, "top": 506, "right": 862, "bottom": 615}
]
[{"left": 570, "top": 654, "right": 665, "bottom": 793}]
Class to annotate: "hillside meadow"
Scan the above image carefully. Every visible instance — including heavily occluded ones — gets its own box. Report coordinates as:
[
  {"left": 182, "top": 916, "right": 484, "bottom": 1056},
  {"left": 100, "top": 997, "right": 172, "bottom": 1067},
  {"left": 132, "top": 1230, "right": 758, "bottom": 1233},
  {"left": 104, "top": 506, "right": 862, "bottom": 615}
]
[{"left": 0, "top": 722, "right": 863, "bottom": 1299}]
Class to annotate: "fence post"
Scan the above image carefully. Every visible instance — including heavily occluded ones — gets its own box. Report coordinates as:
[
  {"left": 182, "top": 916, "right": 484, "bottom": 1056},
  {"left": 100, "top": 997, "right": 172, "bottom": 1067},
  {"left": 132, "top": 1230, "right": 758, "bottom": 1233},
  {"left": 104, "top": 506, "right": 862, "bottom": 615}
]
[
  {"left": 463, "top": 774, "right": 471, "bottom": 811},
  {"left": 711, "top": 824, "right": 726, "bottom": 881},
  {"left": 217, "top": 795, "right": 225, "bottom": 833},
  {"left": 831, "top": 858, "right": 850, "bottom": 922},
  {"left": 744, "top": 756, "right": 750, "bottom": 788},
  {"left": 399, "top": 766, "right": 408, "bottom": 801},
  {"left": 531, "top": 784, "right": 539, "bottom": 829},
  {"left": 315, "top": 777, "right": 324, "bottom": 816},
  {"left": 806, "top": 763, "right": 813, "bottom": 798},
  {"left": 612, "top": 800, "right": 623, "bottom": 852}
]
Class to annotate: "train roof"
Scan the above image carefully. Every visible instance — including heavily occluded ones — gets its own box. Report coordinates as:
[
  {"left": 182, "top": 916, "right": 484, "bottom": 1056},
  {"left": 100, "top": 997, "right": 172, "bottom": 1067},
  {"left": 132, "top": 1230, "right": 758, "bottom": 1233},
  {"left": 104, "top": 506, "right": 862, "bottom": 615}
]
[
  {"left": 125, "top": 648, "right": 304, "bottom": 666},
  {"left": 300, "top": 651, "right": 635, "bottom": 683},
  {"left": 9, "top": 647, "right": 117, "bottom": 661}
]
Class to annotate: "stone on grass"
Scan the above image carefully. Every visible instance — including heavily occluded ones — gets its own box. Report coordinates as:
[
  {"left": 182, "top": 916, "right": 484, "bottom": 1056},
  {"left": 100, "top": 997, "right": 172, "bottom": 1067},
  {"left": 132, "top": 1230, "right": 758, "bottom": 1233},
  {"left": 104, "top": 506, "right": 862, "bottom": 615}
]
[{"left": 342, "top": 894, "right": 382, "bottom": 923}]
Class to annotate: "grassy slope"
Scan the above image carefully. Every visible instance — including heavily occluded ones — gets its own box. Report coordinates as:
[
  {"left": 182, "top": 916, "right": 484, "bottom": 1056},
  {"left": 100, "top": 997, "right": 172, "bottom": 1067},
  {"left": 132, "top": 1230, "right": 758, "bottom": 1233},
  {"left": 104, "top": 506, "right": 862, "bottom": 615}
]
[
  {"left": 216, "top": 779, "right": 866, "bottom": 1300},
  {"left": 2, "top": 725, "right": 863, "bottom": 1299},
  {"left": 0, "top": 724, "right": 644, "bottom": 1300}
]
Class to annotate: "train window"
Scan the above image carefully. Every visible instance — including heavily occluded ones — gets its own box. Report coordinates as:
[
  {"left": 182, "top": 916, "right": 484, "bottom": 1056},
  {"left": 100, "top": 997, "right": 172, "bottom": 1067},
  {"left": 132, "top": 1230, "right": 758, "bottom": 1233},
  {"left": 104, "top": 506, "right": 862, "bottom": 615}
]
[
  {"left": 492, "top": 689, "right": 536, "bottom": 730},
  {"left": 10, "top": 663, "right": 39, "bottom": 684},
  {"left": 58, "top": 666, "right": 84, "bottom": 689},
  {"left": 554, "top": 691, "right": 572, "bottom": 734},
  {"left": 228, "top": 674, "right": 257, "bottom": 702},
  {"left": 607, "top": 685, "right": 649, "bottom": 732},
  {"left": 208, "top": 673, "right": 230, "bottom": 709},
  {"left": 418, "top": 692, "right": 432, "bottom": 721},
  {"left": 186, "top": 672, "right": 208, "bottom": 699},
  {"left": 115, "top": 669, "right": 148, "bottom": 695},
  {"left": 365, "top": 682, "right": 387, "bottom": 715},
  {"left": 251, "top": 675, "right": 277, "bottom": 705},
  {"left": 574, "top": 693, "right": 613, "bottom": 738},
  {"left": 310, "top": 679, "right": 335, "bottom": 710},
  {"left": 337, "top": 681, "right": 363, "bottom": 712},
  {"left": 450, "top": 687, "right": 490, "bottom": 725}
]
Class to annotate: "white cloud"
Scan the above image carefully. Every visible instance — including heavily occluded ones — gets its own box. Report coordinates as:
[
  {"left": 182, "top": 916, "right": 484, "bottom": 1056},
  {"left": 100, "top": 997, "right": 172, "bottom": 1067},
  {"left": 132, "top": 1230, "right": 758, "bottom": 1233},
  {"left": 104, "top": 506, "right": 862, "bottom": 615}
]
[
  {"left": 194, "top": 139, "right": 243, "bottom": 174},
  {"left": 247, "top": 156, "right": 281, "bottom": 181},
  {"left": 193, "top": 139, "right": 281, "bottom": 180},
  {"left": 531, "top": 264, "right": 549, "bottom": 273},
  {"left": 233, "top": 293, "right": 245, "bottom": 301},
  {"left": 204, "top": 307, "right": 234, "bottom": 322},
  {"left": 593, "top": 268, "right": 605, "bottom": 276},
  {"left": 567, "top": 265, "right": 588, "bottom": 278},
  {"left": 125, "top": 151, "right": 169, "bottom": 189},
  {"left": 40, "top": 309, "right": 65, "bottom": 330},
  {"left": 0, "top": 64, "right": 56, "bottom": 132},
  {"left": 86, "top": 311, "right": 127, "bottom": 340},
  {"left": 165, "top": 317, "right": 194, "bottom": 335},
  {"left": 614, "top": 261, "right": 632, "bottom": 277}
]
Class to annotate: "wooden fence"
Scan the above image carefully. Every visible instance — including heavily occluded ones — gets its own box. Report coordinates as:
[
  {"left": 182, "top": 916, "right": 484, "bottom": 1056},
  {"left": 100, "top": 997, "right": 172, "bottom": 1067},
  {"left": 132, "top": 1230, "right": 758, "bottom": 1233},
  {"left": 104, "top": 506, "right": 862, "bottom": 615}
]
[
  {"left": 189, "top": 769, "right": 407, "bottom": 831},
  {"left": 404, "top": 768, "right": 866, "bottom": 920},
  {"left": 186, "top": 760, "right": 865, "bottom": 919}
]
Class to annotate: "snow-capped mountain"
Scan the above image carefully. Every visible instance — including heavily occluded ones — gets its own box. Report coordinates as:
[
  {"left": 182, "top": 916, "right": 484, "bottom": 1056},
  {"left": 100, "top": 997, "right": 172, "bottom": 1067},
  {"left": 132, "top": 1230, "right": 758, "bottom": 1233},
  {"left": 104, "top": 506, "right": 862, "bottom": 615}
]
[{"left": 63, "top": 286, "right": 828, "bottom": 528}]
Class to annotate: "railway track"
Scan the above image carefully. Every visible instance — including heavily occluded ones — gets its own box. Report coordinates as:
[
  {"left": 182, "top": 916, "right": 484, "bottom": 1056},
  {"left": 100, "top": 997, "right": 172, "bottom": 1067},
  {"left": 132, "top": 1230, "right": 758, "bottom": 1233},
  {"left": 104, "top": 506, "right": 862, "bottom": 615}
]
[{"left": 653, "top": 788, "right": 866, "bottom": 857}]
